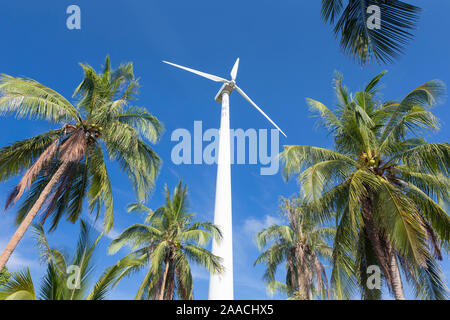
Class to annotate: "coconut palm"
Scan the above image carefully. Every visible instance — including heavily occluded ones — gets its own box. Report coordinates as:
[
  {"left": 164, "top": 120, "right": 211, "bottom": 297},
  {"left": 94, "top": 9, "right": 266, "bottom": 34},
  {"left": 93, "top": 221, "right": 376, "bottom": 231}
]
[
  {"left": 0, "top": 56, "right": 162, "bottom": 270},
  {"left": 321, "top": 0, "right": 421, "bottom": 65},
  {"left": 108, "top": 180, "right": 223, "bottom": 300},
  {"left": 254, "top": 197, "right": 334, "bottom": 300},
  {"left": 0, "top": 220, "right": 126, "bottom": 300},
  {"left": 281, "top": 71, "right": 449, "bottom": 299}
]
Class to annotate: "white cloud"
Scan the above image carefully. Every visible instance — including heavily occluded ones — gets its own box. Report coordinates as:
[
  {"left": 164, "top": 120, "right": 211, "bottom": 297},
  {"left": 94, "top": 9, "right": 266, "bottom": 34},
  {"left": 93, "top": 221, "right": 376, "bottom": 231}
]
[
  {"left": 111, "top": 186, "right": 134, "bottom": 200},
  {"left": 191, "top": 266, "right": 210, "bottom": 281},
  {"left": 7, "top": 253, "right": 39, "bottom": 270},
  {"left": 0, "top": 239, "right": 40, "bottom": 272},
  {"left": 84, "top": 214, "right": 120, "bottom": 240},
  {"left": 242, "top": 215, "right": 283, "bottom": 238}
]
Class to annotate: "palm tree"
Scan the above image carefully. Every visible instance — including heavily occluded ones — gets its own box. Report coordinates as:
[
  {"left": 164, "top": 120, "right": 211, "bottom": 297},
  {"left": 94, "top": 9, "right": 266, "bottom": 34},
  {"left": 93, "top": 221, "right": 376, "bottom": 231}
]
[
  {"left": 281, "top": 71, "right": 449, "bottom": 299},
  {"left": 0, "top": 221, "right": 125, "bottom": 300},
  {"left": 320, "top": 0, "right": 421, "bottom": 65},
  {"left": 0, "top": 56, "right": 162, "bottom": 270},
  {"left": 108, "top": 180, "right": 223, "bottom": 300},
  {"left": 254, "top": 197, "right": 333, "bottom": 300}
]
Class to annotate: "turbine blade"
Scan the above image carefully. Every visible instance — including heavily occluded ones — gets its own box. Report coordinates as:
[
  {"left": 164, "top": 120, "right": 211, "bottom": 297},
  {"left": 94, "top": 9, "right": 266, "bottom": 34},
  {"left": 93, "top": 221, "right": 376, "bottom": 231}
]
[
  {"left": 235, "top": 86, "right": 287, "bottom": 137},
  {"left": 162, "top": 60, "right": 227, "bottom": 83},
  {"left": 230, "top": 58, "right": 240, "bottom": 81}
]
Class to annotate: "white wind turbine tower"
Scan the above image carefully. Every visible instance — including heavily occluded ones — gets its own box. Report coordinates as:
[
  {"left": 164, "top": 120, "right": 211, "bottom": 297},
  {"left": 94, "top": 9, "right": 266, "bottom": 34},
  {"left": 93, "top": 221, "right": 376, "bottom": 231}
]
[{"left": 163, "top": 58, "right": 286, "bottom": 300}]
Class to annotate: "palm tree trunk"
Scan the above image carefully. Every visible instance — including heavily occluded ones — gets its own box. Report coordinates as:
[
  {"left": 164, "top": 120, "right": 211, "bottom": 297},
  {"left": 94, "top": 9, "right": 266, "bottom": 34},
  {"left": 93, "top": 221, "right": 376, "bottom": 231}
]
[
  {"left": 158, "top": 258, "right": 170, "bottom": 300},
  {"left": 165, "top": 278, "right": 175, "bottom": 300},
  {"left": 296, "top": 247, "right": 309, "bottom": 300},
  {"left": 164, "top": 264, "right": 175, "bottom": 300},
  {"left": 287, "top": 254, "right": 297, "bottom": 295},
  {"left": 305, "top": 267, "right": 313, "bottom": 300},
  {"left": 361, "top": 196, "right": 393, "bottom": 289},
  {"left": 389, "top": 251, "right": 406, "bottom": 300},
  {"left": 362, "top": 196, "right": 406, "bottom": 300},
  {"left": 0, "top": 161, "right": 70, "bottom": 270}
]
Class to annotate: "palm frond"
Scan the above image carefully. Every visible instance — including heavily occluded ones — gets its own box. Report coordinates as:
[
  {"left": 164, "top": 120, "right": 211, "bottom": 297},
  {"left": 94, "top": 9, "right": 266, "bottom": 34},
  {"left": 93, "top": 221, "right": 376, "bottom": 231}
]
[
  {"left": 0, "top": 129, "right": 62, "bottom": 183},
  {"left": 0, "top": 269, "right": 36, "bottom": 300},
  {"left": 322, "top": 0, "right": 421, "bottom": 65},
  {"left": 0, "top": 75, "right": 80, "bottom": 122}
]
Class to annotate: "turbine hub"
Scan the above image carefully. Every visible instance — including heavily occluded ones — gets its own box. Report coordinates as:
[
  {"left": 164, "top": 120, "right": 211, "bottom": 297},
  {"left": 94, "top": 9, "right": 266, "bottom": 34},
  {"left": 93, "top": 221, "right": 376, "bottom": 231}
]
[{"left": 215, "top": 82, "right": 235, "bottom": 103}]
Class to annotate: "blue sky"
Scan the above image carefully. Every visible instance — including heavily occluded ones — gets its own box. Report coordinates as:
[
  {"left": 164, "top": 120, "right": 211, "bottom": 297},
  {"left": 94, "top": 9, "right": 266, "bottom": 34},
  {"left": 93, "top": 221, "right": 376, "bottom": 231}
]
[{"left": 0, "top": 0, "right": 448, "bottom": 299}]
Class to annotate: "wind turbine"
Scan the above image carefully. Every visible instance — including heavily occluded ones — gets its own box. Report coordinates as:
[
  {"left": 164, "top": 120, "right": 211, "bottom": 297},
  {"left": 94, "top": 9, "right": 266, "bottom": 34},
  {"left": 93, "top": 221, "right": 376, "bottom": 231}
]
[{"left": 163, "top": 58, "right": 286, "bottom": 300}]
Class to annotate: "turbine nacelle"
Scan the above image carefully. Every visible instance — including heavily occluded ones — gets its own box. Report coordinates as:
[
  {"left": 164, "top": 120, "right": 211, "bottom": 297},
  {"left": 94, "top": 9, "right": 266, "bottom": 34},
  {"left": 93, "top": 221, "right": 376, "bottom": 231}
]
[{"left": 214, "top": 82, "right": 236, "bottom": 103}]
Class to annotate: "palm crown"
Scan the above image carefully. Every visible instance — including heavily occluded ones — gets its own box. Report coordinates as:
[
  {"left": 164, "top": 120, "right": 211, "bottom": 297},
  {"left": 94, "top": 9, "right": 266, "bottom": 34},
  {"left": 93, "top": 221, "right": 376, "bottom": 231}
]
[
  {"left": 0, "top": 56, "right": 162, "bottom": 270},
  {"left": 0, "top": 56, "right": 162, "bottom": 230},
  {"left": 0, "top": 221, "right": 124, "bottom": 300},
  {"left": 255, "top": 197, "right": 334, "bottom": 300},
  {"left": 281, "top": 71, "right": 449, "bottom": 299},
  {"left": 108, "top": 180, "right": 223, "bottom": 300}
]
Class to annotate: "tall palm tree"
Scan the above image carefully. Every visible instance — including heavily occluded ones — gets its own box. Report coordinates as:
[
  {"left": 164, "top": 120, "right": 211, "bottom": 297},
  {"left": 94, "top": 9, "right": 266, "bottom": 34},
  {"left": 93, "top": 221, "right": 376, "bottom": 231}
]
[
  {"left": 0, "top": 221, "right": 125, "bottom": 300},
  {"left": 320, "top": 0, "right": 421, "bottom": 65},
  {"left": 0, "top": 56, "right": 162, "bottom": 270},
  {"left": 254, "top": 197, "right": 333, "bottom": 300},
  {"left": 281, "top": 71, "right": 449, "bottom": 299},
  {"left": 108, "top": 180, "right": 223, "bottom": 300}
]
